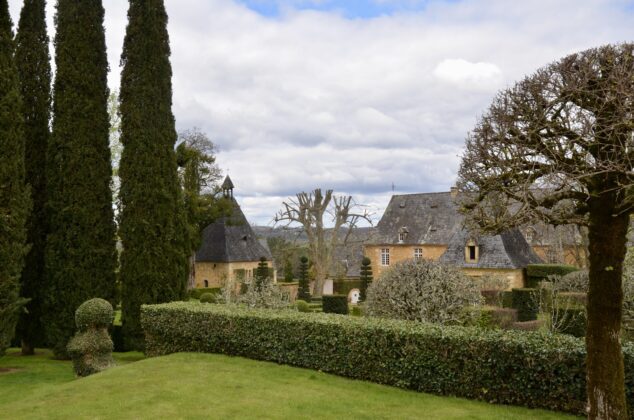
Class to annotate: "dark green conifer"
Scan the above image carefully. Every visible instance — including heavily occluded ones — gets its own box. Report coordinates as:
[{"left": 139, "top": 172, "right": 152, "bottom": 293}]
[
  {"left": 0, "top": 0, "right": 31, "bottom": 356},
  {"left": 255, "top": 257, "right": 269, "bottom": 290},
  {"left": 359, "top": 257, "right": 373, "bottom": 302},
  {"left": 119, "top": 0, "right": 189, "bottom": 350},
  {"left": 298, "top": 256, "right": 311, "bottom": 301},
  {"left": 44, "top": 0, "right": 116, "bottom": 358},
  {"left": 15, "top": 0, "right": 51, "bottom": 356}
]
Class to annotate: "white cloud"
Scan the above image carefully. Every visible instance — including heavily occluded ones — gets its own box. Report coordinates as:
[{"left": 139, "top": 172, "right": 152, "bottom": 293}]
[{"left": 8, "top": 0, "right": 634, "bottom": 225}]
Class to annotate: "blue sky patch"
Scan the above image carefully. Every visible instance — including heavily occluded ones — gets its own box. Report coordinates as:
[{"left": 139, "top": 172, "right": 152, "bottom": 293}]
[{"left": 237, "top": 0, "right": 435, "bottom": 19}]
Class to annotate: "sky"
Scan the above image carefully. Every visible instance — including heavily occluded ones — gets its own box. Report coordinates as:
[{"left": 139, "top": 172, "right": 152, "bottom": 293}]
[{"left": 7, "top": 0, "right": 634, "bottom": 226}]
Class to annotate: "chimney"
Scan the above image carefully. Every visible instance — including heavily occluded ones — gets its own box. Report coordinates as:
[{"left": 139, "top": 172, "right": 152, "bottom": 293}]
[{"left": 450, "top": 186, "right": 458, "bottom": 198}]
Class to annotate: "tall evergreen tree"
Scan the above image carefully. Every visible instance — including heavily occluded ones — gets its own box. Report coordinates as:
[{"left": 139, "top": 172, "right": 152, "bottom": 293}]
[
  {"left": 359, "top": 257, "right": 373, "bottom": 302},
  {"left": 44, "top": 0, "right": 116, "bottom": 358},
  {"left": 298, "top": 256, "right": 311, "bottom": 301},
  {"left": 0, "top": 0, "right": 30, "bottom": 356},
  {"left": 119, "top": 0, "right": 189, "bottom": 350},
  {"left": 15, "top": 0, "right": 51, "bottom": 356}
]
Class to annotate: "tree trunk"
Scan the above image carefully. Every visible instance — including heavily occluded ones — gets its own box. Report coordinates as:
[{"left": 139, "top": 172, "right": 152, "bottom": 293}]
[
  {"left": 21, "top": 339, "right": 34, "bottom": 356},
  {"left": 586, "top": 200, "right": 628, "bottom": 419}
]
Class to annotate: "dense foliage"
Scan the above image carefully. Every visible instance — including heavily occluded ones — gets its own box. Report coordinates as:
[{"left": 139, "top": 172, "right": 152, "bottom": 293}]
[
  {"left": 511, "top": 288, "right": 539, "bottom": 322},
  {"left": 322, "top": 295, "right": 348, "bottom": 314},
  {"left": 67, "top": 298, "right": 114, "bottom": 376},
  {"left": 0, "top": 0, "right": 30, "bottom": 357},
  {"left": 297, "top": 256, "right": 311, "bottom": 301},
  {"left": 365, "top": 259, "right": 482, "bottom": 325},
  {"left": 44, "top": 0, "right": 116, "bottom": 358},
  {"left": 141, "top": 302, "right": 634, "bottom": 416},
  {"left": 14, "top": 0, "right": 51, "bottom": 355},
  {"left": 526, "top": 264, "right": 578, "bottom": 288},
  {"left": 119, "top": 0, "right": 189, "bottom": 350}
]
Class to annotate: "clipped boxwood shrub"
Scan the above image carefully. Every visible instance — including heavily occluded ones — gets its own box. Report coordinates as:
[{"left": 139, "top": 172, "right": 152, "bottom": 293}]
[
  {"left": 200, "top": 293, "right": 215, "bottom": 303},
  {"left": 501, "top": 291, "right": 513, "bottom": 308},
  {"left": 511, "top": 288, "right": 539, "bottom": 322},
  {"left": 556, "top": 307, "right": 586, "bottom": 338},
  {"left": 525, "top": 264, "right": 578, "bottom": 288},
  {"left": 141, "top": 302, "right": 634, "bottom": 416},
  {"left": 295, "top": 300, "right": 310, "bottom": 313},
  {"left": 188, "top": 287, "right": 221, "bottom": 300},
  {"left": 322, "top": 295, "right": 348, "bottom": 315}
]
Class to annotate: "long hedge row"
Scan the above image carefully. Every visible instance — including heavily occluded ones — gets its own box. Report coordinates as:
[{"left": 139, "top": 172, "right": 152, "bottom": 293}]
[{"left": 141, "top": 302, "right": 634, "bottom": 417}]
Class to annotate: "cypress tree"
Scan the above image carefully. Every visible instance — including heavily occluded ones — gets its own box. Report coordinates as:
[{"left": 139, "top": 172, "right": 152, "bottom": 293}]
[
  {"left": 44, "top": 0, "right": 116, "bottom": 358},
  {"left": 15, "top": 0, "right": 51, "bottom": 355},
  {"left": 0, "top": 0, "right": 30, "bottom": 356},
  {"left": 119, "top": 0, "right": 189, "bottom": 350}
]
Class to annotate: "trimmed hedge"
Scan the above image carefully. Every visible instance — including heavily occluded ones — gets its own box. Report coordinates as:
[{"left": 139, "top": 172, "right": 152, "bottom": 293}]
[
  {"left": 526, "top": 264, "right": 578, "bottom": 288},
  {"left": 512, "top": 288, "right": 539, "bottom": 322},
  {"left": 322, "top": 295, "right": 348, "bottom": 315},
  {"left": 333, "top": 279, "right": 363, "bottom": 296},
  {"left": 141, "top": 302, "right": 634, "bottom": 416},
  {"left": 188, "top": 288, "right": 222, "bottom": 300}
]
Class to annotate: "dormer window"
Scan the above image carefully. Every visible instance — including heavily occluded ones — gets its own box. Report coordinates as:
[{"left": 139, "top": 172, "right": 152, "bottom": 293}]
[
  {"left": 465, "top": 239, "right": 479, "bottom": 263},
  {"left": 398, "top": 226, "right": 409, "bottom": 243}
]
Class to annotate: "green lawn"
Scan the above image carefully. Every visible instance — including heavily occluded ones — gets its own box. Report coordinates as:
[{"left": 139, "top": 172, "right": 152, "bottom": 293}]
[{"left": 0, "top": 349, "right": 580, "bottom": 419}]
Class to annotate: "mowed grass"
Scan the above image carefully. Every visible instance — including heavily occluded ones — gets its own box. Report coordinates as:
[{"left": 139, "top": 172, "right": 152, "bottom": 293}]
[{"left": 0, "top": 349, "right": 580, "bottom": 420}]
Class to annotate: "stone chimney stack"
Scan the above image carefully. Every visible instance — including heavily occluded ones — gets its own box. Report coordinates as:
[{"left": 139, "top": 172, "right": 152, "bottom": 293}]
[{"left": 450, "top": 186, "right": 458, "bottom": 198}]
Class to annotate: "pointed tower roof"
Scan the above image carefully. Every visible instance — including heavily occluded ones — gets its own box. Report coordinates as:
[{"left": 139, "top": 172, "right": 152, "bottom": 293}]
[{"left": 222, "top": 175, "right": 234, "bottom": 190}]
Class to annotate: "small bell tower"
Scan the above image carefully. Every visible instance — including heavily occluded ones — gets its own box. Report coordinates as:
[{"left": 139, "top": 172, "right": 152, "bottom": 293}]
[{"left": 222, "top": 175, "right": 234, "bottom": 198}]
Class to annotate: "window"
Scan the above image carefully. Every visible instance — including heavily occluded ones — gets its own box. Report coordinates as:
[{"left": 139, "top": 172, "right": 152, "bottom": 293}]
[
  {"left": 465, "top": 239, "right": 479, "bottom": 263},
  {"left": 204, "top": 279, "right": 209, "bottom": 288},
  {"left": 398, "top": 232, "right": 406, "bottom": 242},
  {"left": 414, "top": 248, "right": 423, "bottom": 261},
  {"left": 381, "top": 248, "right": 390, "bottom": 266}
]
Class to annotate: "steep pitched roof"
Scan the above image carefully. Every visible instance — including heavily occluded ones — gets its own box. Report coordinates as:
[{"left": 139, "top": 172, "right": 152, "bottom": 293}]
[
  {"left": 374, "top": 192, "right": 463, "bottom": 245},
  {"left": 195, "top": 197, "right": 272, "bottom": 263},
  {"left": 439, "top": 228, "right": 542, "bottom": 269}
]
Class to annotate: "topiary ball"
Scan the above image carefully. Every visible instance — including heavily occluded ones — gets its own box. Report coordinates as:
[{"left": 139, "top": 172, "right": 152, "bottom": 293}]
[
  {"left": 75, "top": 298, "right": 114, "bottom": 331},
  {"left": 200, "top": 293, "right": 215, "bottom": 303},
  {"left": 295, "top": 299, "right": 310, "bottom": 313}
]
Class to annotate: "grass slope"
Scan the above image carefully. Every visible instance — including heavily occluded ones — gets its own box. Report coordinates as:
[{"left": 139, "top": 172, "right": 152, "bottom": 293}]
[{"left": 0, "top": 350, "right": 579, "bottom": 419}]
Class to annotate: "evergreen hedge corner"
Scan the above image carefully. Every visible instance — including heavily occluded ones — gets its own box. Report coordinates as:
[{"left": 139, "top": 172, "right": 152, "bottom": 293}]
[
  {"left": 118, "top": 0, "right": 189, "bottom": 350},
  {"left": 44, "top": 0, "right": 116, "bottom": 358},
  {"left": 0, "top": 0, "right": 31, "bottom": 356},
  {"left": 14, "top": 0, "right": 51, "bottom": 355},
  {"left": 322, "top": 295, "right": 348, "bottom": 314},
  {"left": 511, "top": 288, "right": 539, "bottom": 322},
  {"left": 140, "top": 302, "right": 634, "bottom": 416},
  {"left": 525, "top": 264, "right": 578, "bottom": 288}
]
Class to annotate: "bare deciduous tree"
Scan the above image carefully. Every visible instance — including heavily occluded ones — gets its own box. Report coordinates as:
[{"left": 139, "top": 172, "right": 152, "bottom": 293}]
[
  {"left": 275, "top": 189, "right": 371, "bottom": 297},
  {"left": 457, "top": 44, "right": 634, "bottom": 419}
]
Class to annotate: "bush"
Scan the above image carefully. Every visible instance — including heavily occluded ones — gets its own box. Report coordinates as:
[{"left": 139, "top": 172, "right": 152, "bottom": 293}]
[
  {"left": 295, "top": 300, "right": 310, "bottom": 313},
  {"left": 67, "top": 298, "right": 114, "bottom": 377},
  {"left": 188, "top": 287, "right": 222, "bottom": 300},
  {"left": 366, "top": 259, "right": 482, "bottom": 325},
  {"left": 322, "top": 295, "right": 348, "bottom": 315},
  {"left": 510, "top": 320, "right": 544, "bottom": 331},
  {"left": 511, "top": 288, "right": 539, "bottom": 322},
  {"left": 350, "top": 305, "right": 363, "bottom": 317},
  {"left": 200, "top": 293, "right": 215, "bottom": 303},
  {"left": 525, "top": 264, "right": 578, "bottom": 288},
  {"left": 141, "top": 302, "right": 634, "bottom": 416},
  {"left": 480, "top": 290, "right": 502, "bottom": 306},
  {"left": 237, "top": 281, "right": 290, "bottom": 310},
  {"left": 501, "top": 291, "right": 513, "bottom": 308},
  {"left": 555, "top": 307, "right": 586, "bottom": 337}
]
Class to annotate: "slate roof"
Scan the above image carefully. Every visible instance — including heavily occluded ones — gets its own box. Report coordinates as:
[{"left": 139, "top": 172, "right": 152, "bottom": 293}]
[
  {"left": 196, "top": 197, "right": 272, "bottom": 263},
  {"left": 374, "top": 192, "right": 463, "bottom": 245},
  {"left": 439, "top": 228, "right": 542, "bottom": 269},
  {"left": 372, "top": 191, "right": 543, "bottom": 269}
]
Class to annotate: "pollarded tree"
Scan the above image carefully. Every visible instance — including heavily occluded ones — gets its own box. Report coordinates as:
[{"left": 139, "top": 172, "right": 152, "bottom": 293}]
[
  {"left": 0, "top": 0, "right": 30, "bottom": 357},
  {"left": 44, "top": 0, "right": 116, "bottom": 358},
  {"left": 275, "top": 189, "right": 371, "bottom": 297},
  {"left": 119, "top": 0, "right": 189, "bottom": 350},
  {"left": 457, "top": 43, "right": 634, "bottom": 419},
  {"left": 15, "top": 0, "right": 51, "bottom": 356}
]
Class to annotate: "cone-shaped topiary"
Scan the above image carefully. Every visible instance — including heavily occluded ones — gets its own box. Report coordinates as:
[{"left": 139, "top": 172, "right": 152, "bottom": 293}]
[
  {"left": 119, "top": 0, "right": 189, "bottom": 350},
  {"left": 15, "top": 0, "right": 51, "bottom": 356},
  {"left": 359, "top": 257, "right": 372, "bottom": 302},
  {"left": 297, "top": 256, "right": 311, "bottom": 301},
  {"left": 67, "top": 298, "right": 114, "bottom": 377},
  {"left": 44, "top": 0, "right": 116, "bottom": 358},
  {"left": 0, "top": 0, "right": 31, "bottom": 357}
]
